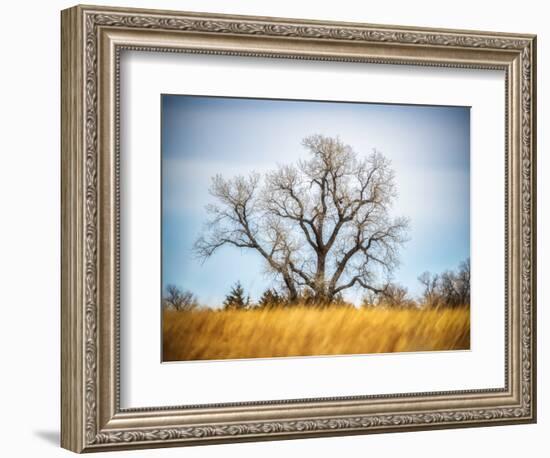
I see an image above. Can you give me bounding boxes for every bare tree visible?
[456,258,470,305]
[438,271,460,307]
[361,290,380,308]
[195,134,410,304]
[361,282,415,308]
[417,258,470,308]
[418,271,441,308]
[163,285,198,311]
[382,283,413,308]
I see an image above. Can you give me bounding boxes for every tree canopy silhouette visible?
[195,134,410,304]
[163,285,198,311]
[223,281,249,310]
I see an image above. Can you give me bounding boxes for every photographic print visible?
[161,95,471,362]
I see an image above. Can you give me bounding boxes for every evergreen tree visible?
[223,281,248,310]
[258,288,283,308]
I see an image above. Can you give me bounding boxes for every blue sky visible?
[162,95,470,306]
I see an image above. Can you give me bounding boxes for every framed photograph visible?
[61,4,537,453]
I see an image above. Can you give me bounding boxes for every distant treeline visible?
[163,258,470,311]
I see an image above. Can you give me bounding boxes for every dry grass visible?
[162,306,470,361]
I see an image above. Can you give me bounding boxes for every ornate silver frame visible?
[61,4,537,453]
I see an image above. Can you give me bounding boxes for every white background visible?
[121,53,505,407]
[0,0,546,457]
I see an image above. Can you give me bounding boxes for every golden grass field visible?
[162,306,470,361]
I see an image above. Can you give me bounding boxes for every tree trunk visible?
[314,252,329,304]
[282,273,298,303]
